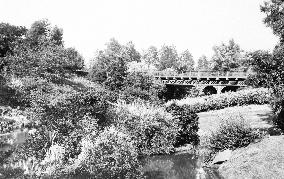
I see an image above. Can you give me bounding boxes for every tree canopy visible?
[158,45,178,70]
[261,0,284,43]
[197,55,209,71]
[211,39,247,72]
[175,50,194,72]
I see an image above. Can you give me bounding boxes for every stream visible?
[143,153,223,179]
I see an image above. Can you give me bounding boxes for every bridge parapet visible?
[153,70,248,79]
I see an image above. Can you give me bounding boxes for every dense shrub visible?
[248,48,284,131]
[205,115,263,162]
[12,77,116,162]
[120,71,166,103]
[70,126,142,179]
[166,103,199,147]
[169,88,270,113]
[111,101,179,155]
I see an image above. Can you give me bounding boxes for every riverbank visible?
[218,135,284,179]
[197,104,284,179]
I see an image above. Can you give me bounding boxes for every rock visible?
[212,149,232,165]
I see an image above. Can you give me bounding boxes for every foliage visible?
[248,46,284,130]
[157,45,178,70]
[166,103,199,147]
[211,39,249,72]
[111,101,179,155]
[50,26,64,46]
[121,41,141,62]
[71,127,142,179]
[0,23,27,58]
[170,88,271,113]
[246,50,273,87]
[26,19,64,47]
[205,115,263,162]
[127,61,157,73]
[261,0,284,42]
[63,47,84,71]
[142,46,159,67]
[197,55,209,71]
[175,50,194,72]
[5,41,70,77]
[13,77,116,161]
[88,39,131,91]
[120,71,166,103]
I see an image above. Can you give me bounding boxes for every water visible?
[143,153,223,179]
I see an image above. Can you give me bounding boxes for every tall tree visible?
[175,50,194,72]
[63,47,84,71]
[121,41,141,62]
[211,39,245,72]
[0,23,27,57]
[89,39,129,91]
[197,55,209,71]
[26,19,51,46]
[261,0,284,42]
[142,46,159,67]
[26,19,64,48]
[158,45,178,70]
[105,38,122,56]
[50,26,64,46]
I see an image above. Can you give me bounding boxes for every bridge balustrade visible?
[153,71,248,79]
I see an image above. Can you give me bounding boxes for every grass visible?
[198,104,284,179]
[197,104,275,138]
[218,135,284,179]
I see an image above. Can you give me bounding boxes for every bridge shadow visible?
[256,112,282,136]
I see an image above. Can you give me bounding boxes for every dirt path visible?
[197,104,274,137]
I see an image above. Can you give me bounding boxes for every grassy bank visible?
[219,135,284,179]
[197,104,274,138]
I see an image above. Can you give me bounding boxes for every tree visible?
[121,41,141,62]
[175,50,194,72]
[26,19,64,48]
[63,47,84,71]
[26,19,51,46]
[6,41,83,78]
[158,45,178,70]
[261,0,284,43]
[197,55,209,71]
[120,71,166,103]
[0,23,27,57]
[89,39,129,91]
[142,46,159,67]
[50,26,63,46]
[211,39,245,72]
[105,38,122,56]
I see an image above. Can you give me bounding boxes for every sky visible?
[0,0,279,65]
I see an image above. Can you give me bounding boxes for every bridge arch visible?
[221,86,239,93]
[202,86,217,95]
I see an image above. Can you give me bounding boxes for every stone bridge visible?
[153,71,249,94]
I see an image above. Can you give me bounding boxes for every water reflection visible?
[143,153,223,179]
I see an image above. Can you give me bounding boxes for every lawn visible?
[197,104,274,137]
[219,135,284,179]
[198,104,284,179]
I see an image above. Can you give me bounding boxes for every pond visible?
[143,153,223,179]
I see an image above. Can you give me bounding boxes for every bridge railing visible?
[153,70,249,78]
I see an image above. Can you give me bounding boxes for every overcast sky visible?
[0,0,279,64]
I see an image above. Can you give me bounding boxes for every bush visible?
[169,88,271,113]
[205,115,263,162]
[13,76,116,162]
[166,103,199,147]
[120,71,166,104]
[111,101,179,155]
[70,126,142,179]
